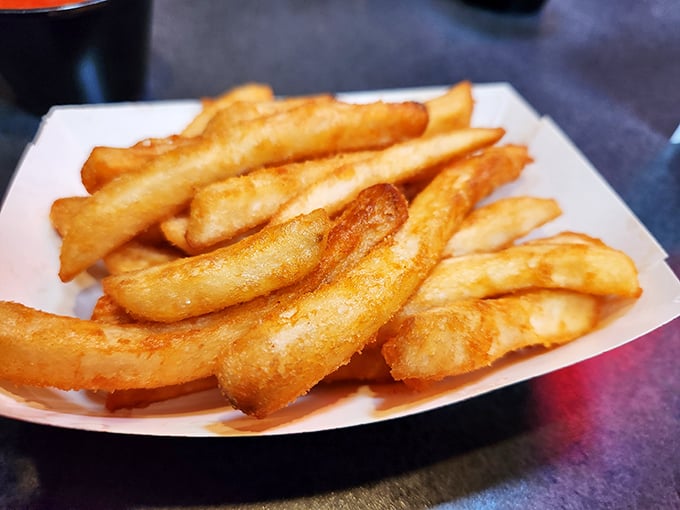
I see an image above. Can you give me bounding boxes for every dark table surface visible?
[1,0,679,508]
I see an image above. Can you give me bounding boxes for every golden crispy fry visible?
[391,241,640,331]
[423,80,474,136]
[200,95,334,137]
[524,231,607,247]
[382,290,600,384]
[181,83,274,137]
[105,377,218,411]
[443,196,561,257]
[82,87,279,193]
[102,240,183,275]
[81,136,199,194]
[186,151,373,249]
[0,184,409,391]
[271,128,505,224]
[51,195,167,249]
[158,213,198,255]
[216,143,524,418]
[90,295,135,324]
[0,302,207,390]
[103,209,331,322]
[59,99,428,281]
[49,196,88,237]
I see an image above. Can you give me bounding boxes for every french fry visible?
[180,82,274,137]
[443,196,561,257]
[524,231,607,247]
[81,85,278,193]
[387,240,640,336]
[423,80,474,136]
[59,99,428,281]
[382,290,601,384]
[200,95,335,138]
[216,142,524,418]
[271,128,505,224]
[81,136,199,194]
[103,209,331,322]
[158,213,197,255]
[49,196,88,236]
[51,196,167,252]
[90,295,135,324]
[0,184,408,391]
[102,240,183,275]
[186,151,373,249]
[53,196,177,275]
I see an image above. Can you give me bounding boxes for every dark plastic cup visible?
[0,0,152,115]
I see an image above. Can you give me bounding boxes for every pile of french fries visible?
[0,82,641,418]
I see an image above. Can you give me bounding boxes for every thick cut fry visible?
[159,213,198,255]
[394,241,640,324]
[216,144,524,418]
[382,290,600,384]
[0,185,408,391]
[186,151,373,249]
[270,128,505,224]
[81,136,199,194]
[102,240,183,275]
[201,95,334,138]
[49,196,88,236]
[82,87,280,193]
[443,196,561,257]
[90,295,135,324]
[0,302,210,390]
[423,81,474,136]
[51,196,168,250]
[103,209,331,322]
[524,231,607,247]
[59,99,428,281]
[105,377,218,411]
[181,83,274,137]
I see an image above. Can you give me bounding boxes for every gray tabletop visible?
[1,0,678,508]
